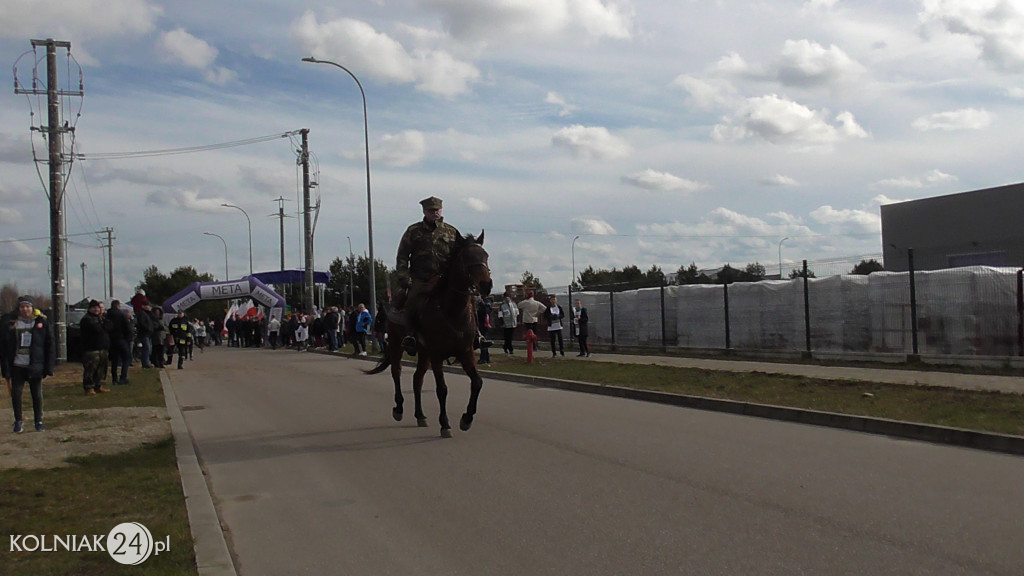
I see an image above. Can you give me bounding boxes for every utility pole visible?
[80,262,87,300]
[271,196,291,271]
[100,227,115,300]
[15,39,82,363]
[300,129,314,315]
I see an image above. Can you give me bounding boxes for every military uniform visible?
[395,196,460,354]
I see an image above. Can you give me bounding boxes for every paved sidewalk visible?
[582,354,1024,395]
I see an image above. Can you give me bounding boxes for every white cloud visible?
[0,207,21,224]
[873,169,958,189]
[552,125,630,160]
[145,189,230,213]
[712,94,867,150]
[809,205,880,233]
[294,12,479,97]
[671,75,736,111]
[760,174,800,187]
[0,0,159,44]
[920,0,1024,72]
[571,217,617,235]
[776,39,863,87]
[418,0,633,41]
[157,28,236,85]
[912,107,993,131]
[545,92,577,117]
[622,169,707,192]
[375,130,427,167]
[466,197,489,212]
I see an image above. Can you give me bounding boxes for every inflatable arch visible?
[161,276,287,316]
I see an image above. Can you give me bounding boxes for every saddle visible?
[389,275,442,327]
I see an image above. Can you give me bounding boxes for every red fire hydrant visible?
[524,329,539,364]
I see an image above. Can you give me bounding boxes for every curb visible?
[478,370,1024,457]
[161,371,238,576]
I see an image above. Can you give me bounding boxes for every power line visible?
[75,130,303,160]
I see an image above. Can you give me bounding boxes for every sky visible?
[2,0,1024,302]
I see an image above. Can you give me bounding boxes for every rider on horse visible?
[395,195,491,356]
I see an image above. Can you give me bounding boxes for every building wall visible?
[880,182,1024,272]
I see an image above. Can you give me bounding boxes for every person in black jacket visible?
[1,296,55,433]
[135,300,154,368]
[79,300,112,395]
[107,300,133,385]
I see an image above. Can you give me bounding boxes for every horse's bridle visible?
[451,245,491,296]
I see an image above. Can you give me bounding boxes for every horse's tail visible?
[363,353,391,375]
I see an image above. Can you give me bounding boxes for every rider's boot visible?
[402,332,418,356]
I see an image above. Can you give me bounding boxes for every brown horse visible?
[365,231,492,438]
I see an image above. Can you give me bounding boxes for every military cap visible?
[419,196,443,210]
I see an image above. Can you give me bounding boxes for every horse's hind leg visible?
[413,355,429,428]
[430,360,452,438]
[390,361,403,421]
[460,360,483,432]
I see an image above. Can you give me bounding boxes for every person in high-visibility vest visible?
[167,310,190,370]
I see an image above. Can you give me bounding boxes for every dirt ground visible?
[0,404,170,471]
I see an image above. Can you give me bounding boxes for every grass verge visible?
[0,365,197,576]
[479,355,1024,437]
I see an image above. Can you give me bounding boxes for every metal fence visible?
[558,264,1024,358]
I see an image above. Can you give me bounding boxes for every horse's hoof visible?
[417,418,428,428]
[392,408,403,422]
[440,428,452,439]
[459,414,473,431]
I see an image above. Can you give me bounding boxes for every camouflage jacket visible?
[395,217,460,284]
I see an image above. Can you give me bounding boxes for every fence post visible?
[803,259,811,355]
[1017,269,1023,357]
[723,282,731,351]
[609,290,616,350]
[660,280,667,352]
[907,248,919,358]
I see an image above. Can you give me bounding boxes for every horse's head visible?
[451,230,492,296]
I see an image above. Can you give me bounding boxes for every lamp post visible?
[346,235,354,309]
[221,203,252,276]
[778,236,789,279]
[204,232,229,280]
[571,235,581,289]
[302,56,377,338]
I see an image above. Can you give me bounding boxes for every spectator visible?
[518,292,546,352]
[267,315,281,350]
[544,295,566,357]
[168,311,190,370]
[1,296,55,433]
[499,294,519,355]
[107,300,133,385]
[79,300,112,396]
[150,307,166,368]
[573,299,590,357]
[354,303,372,356]
[135,300,154,368]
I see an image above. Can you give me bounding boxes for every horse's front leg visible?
[459,356,483,432]
[430,359,451,438]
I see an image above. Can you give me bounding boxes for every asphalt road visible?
[169,347,1024,576]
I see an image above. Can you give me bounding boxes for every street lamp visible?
[302,56,377,339]
[221,203,253,276]
[778,236,790,279]
[571,235,581,289]
[204,232,229,280]
[347,235,354,309]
